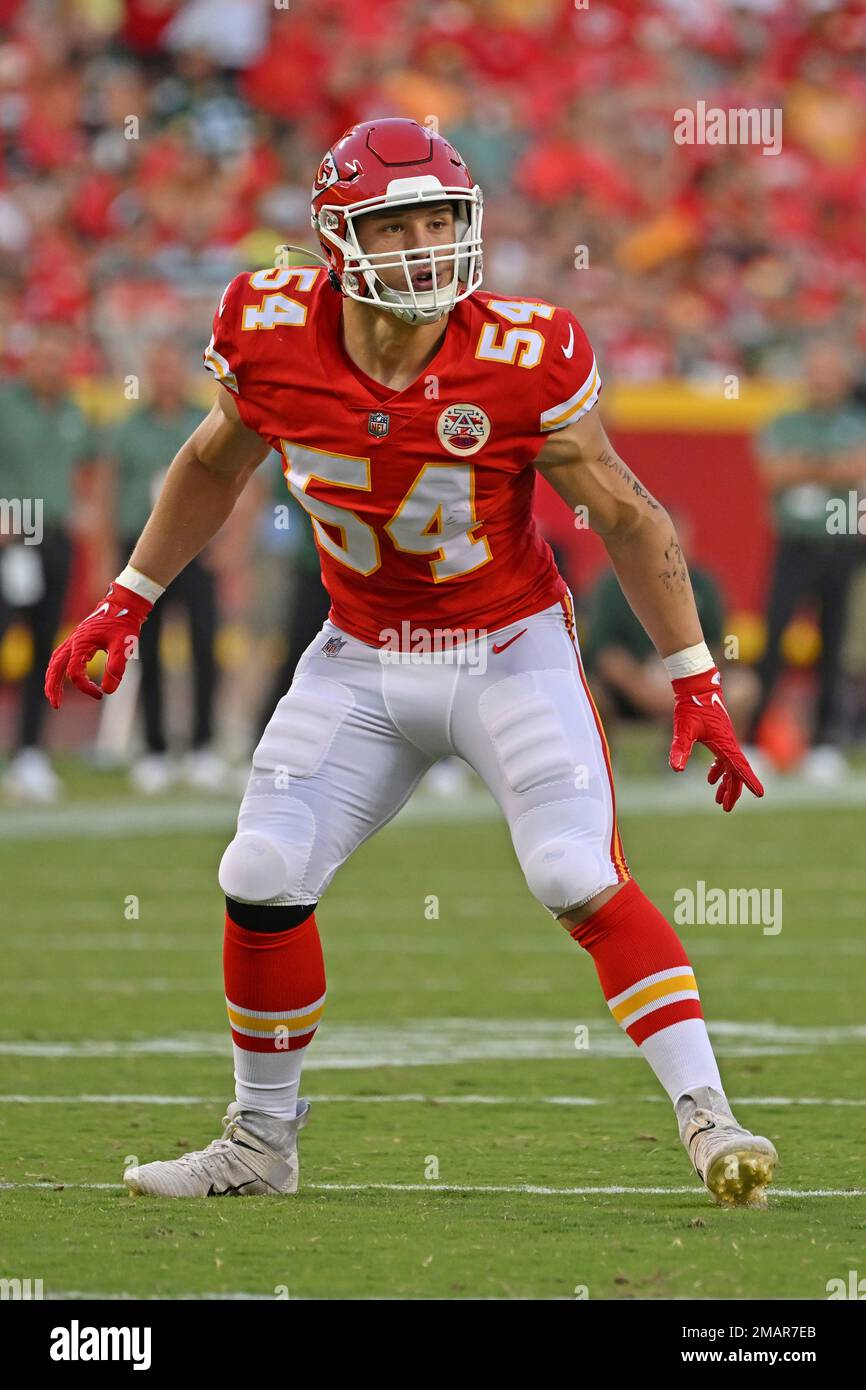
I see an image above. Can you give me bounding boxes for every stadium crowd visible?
[1,0,866,797]
[1,0,865,380]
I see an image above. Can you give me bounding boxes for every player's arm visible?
[45,386,269,706]
[535,408,763,810]
[536,407,702,657]
[129,386,270,587]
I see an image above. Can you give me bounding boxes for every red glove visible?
[44,581,153,708]
[669,666,764,812]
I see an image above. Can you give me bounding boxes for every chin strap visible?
[278,243,343,296]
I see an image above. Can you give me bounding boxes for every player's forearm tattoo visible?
[598,448,660,509]
[658,536,688,593]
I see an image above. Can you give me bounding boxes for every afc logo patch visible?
[368,411,390,438]
[437,403,491,456]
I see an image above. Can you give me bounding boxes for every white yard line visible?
[0,1180,863,1198]
[44,1291,285,1301]
[0,1092,864,1107]
[2,773,866,841]
[0,1018,863,1064]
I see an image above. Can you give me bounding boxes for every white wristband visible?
[663,641,714,681]
[114,565,165,604]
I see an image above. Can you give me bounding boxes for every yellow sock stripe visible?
[225,990,326,1020]
[609,972,697,1024]
[227,1002,325,1035]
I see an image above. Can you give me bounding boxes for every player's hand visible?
[668,666,764,812]
[44,581,153,708]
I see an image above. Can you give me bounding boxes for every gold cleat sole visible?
[704,1147,777,1208]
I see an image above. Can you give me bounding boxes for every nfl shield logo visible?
[368,411,390,438]
[321,636,346,657]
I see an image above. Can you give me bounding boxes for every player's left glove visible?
[669,666,764,812]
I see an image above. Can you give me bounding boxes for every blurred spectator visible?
[251,481,330,748]
[583,525,759,748]
[0,0,863,391]
[0,0,864,780]
[749,338,866,778]
[103,341,229,792]
[0,323,98,801]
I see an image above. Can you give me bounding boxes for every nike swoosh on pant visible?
[492,628,527,654]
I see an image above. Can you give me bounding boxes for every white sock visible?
[638,1017,724,1106]
[232,1045,306,1120]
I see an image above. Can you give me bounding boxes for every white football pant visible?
[219,598,628,917]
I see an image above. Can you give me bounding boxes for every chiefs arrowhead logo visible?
[313,152,339,192]
[313,154,362,196]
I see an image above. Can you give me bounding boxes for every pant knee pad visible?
[219,831,295,904]
[522,835,611,917]
[514,799,615,916]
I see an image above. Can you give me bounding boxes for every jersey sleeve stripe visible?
[203,337,239,394]
[540,359,601,431]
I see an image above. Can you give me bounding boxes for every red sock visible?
[566,878,703,1044]
[223,906,326,1120]
[223,909,326,1052]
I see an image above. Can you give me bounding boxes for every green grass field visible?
[1,765,865,1300]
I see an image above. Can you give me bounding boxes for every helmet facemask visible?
[315,176,483,325]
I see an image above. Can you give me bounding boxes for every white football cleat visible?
[129,753,176,796]
[124,1101,310,1197]
[423,757,472,799]
[2,747,62,804]
[800,744,848,785]
[181,748,233,792]
[677,1086,777,1207]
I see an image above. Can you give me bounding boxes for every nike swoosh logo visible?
[562,325,575,359]
[87,602,110,620]
[207,1176,259,1196]
[492,628,527,654]
[692,691,730,717]
[688,1121,716,1152]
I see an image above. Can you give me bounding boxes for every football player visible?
[45,119,776,1205]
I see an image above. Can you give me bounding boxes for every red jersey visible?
[204,267,601,647]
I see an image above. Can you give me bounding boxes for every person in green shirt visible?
[749,339,866,773]
[250,470,330,746]
[583,528,758,747]
[0,323,98,803]
[104,342,229,794]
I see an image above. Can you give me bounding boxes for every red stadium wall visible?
[535,428,775,614]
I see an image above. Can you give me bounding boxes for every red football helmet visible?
[311,118,483,325]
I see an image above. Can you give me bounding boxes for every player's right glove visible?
[44,580,153,707]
